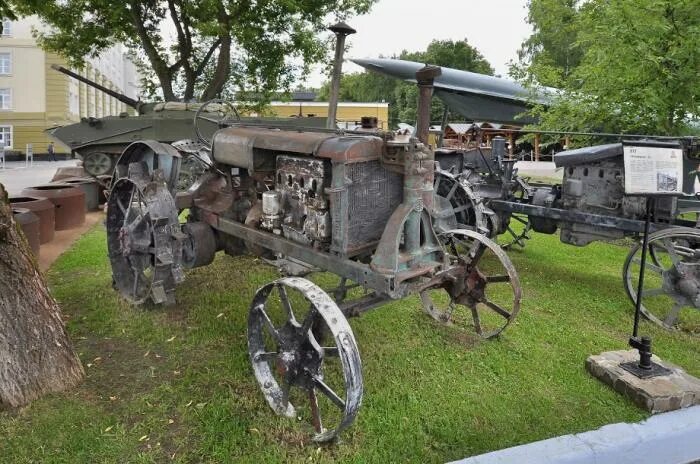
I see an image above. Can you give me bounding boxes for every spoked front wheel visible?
[421,229,522,339]
[247,277,363,442]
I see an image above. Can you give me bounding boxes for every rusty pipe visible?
[415,65,442,145]
[326,21,356,129]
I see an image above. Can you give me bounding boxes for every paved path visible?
[0,160,79,196]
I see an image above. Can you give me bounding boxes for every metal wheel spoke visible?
[512,215,529,225]
[122,187,137,228]
[300,307,318,335]
[446,181,459,200]
[664,301,683,327]
[322,347,339,357]
[277,284,296,323]
[132,268,140,299]
[127,213,149,233]
[312,376,346,410]
[661,239,684,265]
[470,305,483,335]
[631,257,664,274]
[308,388,324,434]
[641,287,665,297]
[453,204,470,214]
[116,197,127,214]
[280,379,291,409]
[252,351,278,362]
[257,305,282,343]
[482,299,512,319]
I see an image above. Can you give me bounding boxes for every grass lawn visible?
[1,223,699,463]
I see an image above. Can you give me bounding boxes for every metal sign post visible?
[620,195,671,378]
[25,143,33,167]
[619,141,684,378]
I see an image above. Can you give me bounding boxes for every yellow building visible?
[0,17,139,156]
[267,101,389,130]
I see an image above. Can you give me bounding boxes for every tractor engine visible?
[260,155,332,246]
[206,126,404,257]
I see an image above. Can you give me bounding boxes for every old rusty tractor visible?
[106,66,522,441]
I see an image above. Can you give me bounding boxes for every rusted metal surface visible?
[21,184,85,231]
[12,207,41,254]
[8,196,55,243]
[420,229,521,339]
[415,65,442,145]
[247,277,362,442]
[212,126,385,168]
[55,178,101,211]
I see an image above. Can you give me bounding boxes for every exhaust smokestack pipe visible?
[415,65,442,145]
[326,21,356,129]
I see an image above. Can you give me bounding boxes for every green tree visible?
[320,39,493,128]
[514,0,584,87]
[15,0,375,102]
[518,0,700,137]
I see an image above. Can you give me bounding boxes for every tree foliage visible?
[319,39,493,128]
[15,0,375,102]
[514,0,583,88]
[516,0,700,136]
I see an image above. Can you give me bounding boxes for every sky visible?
[304,0,533,87]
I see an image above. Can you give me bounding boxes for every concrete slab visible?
[586,350,700,413]
[449,405,700,464]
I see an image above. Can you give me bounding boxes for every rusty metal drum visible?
[21,184,85,230]
[12,207,41,255]
[54,177,100,211]
[8,196,55,243]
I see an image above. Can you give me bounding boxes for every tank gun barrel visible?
[50,64,140,111]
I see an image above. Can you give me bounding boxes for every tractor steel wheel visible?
[248,277,363,442]
[106,163,184,305]
[623,227,700,334]
[421,229,522,339]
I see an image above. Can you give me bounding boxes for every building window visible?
[0,88,11,109]
[1,20,10,37]
[0,53,10,74]
[0,125,12,148]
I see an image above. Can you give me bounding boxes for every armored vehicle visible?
[47,65,326,177]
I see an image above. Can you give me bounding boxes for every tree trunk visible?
[0,183,84,409]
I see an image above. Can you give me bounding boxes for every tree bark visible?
[200,5,232,101]
[0,183,84,409]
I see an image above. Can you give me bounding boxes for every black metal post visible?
[621,196,671,378]
[632,197,653,339]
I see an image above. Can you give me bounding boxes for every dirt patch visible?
[76,336,172,404]
[38,211,103,271]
